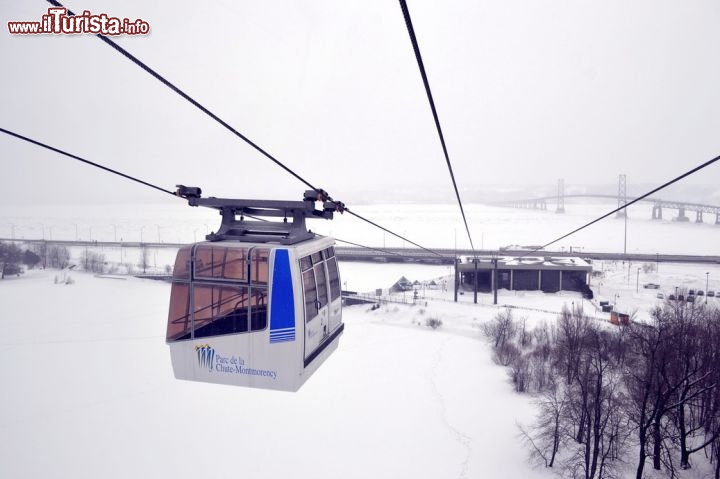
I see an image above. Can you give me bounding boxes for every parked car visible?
[678,294,685,302]
[687,295,696,303]
[643,283,660,289]
[708,291,716,297]
[697,290,704,296]
[688,289,695,295]
[656,292,665,299]
[668,294,676,301]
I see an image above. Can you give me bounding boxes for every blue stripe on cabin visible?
[269,249,295,342]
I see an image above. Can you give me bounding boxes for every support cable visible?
[46,0,319,194]
[346,210,442,257]
[0,127,176,197]
[334,238,405,258]
[1,127,443,256]
[397,0,475,252]
[44,0,443,258]
[520,154,720,258]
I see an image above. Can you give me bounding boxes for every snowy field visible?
[1,270,555,479]
[2,202,720,478]
[2,265,719,478]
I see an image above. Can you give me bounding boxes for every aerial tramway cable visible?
[0,127,426,261]
[27,1,719,259]
[0,127,176,198]
[397,0,476,253]
[44,0,443,258]
[519,154,720,258]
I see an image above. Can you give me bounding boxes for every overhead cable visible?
[45,0,319,194]
[0,127,176,197]
[45,0,443,258]
[521,153,720,257]
[397,0,475,252]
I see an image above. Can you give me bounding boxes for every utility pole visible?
[454,229,458,303]
[453,258,459,303]
[493,257,498,305]
[473,258,478,304]
[624,212,627,256]
[617,174,628,254]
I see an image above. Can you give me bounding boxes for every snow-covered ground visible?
[1,269,554,479]
[2,259,719,478]
[2,202,720,478]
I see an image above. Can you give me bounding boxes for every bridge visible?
[4,238,719,266]
[493,176,720,224]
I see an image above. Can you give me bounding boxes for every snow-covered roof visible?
[457,255,591,271]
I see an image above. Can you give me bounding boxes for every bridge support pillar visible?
[674,207,689,222]
[696,211,703,223]
[556,178,565,214]
[616,174,627,218]
[559,270,563,292]
[652,206,663,220]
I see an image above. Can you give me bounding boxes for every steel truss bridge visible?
[493,176,720,224]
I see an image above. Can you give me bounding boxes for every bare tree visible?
[510,353,531,392]
[81,249,106,273]
[624,306,678,479]
[48,245,70,269]
[554,305,590,385]
[483,307,517,350]
[0,242,23,278]
[139,246,150,274]
[520,384,567,468]
[565,327,626,479]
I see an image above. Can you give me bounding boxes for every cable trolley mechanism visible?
[166,187,345,392]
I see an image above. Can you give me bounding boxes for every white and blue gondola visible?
[166,187,345,392]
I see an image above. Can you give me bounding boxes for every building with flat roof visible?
[458,256,592,293]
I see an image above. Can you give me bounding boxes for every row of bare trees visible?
[484,301,720,478]
[2,242,166,276]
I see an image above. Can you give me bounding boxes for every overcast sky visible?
[2,0,720,206]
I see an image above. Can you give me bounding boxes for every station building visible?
[457,256,592,293]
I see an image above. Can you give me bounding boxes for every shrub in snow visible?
[482,307,517,350]
[509,354,530,393]
[425,317,442,329]
[494,341,520,367]
[54,272,74,285]
[518,315,532,349]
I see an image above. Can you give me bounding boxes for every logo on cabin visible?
[195,344,215,372]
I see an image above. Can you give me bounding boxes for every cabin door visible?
[302,256,330,359]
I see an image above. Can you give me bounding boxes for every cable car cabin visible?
[166,187,345,392]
